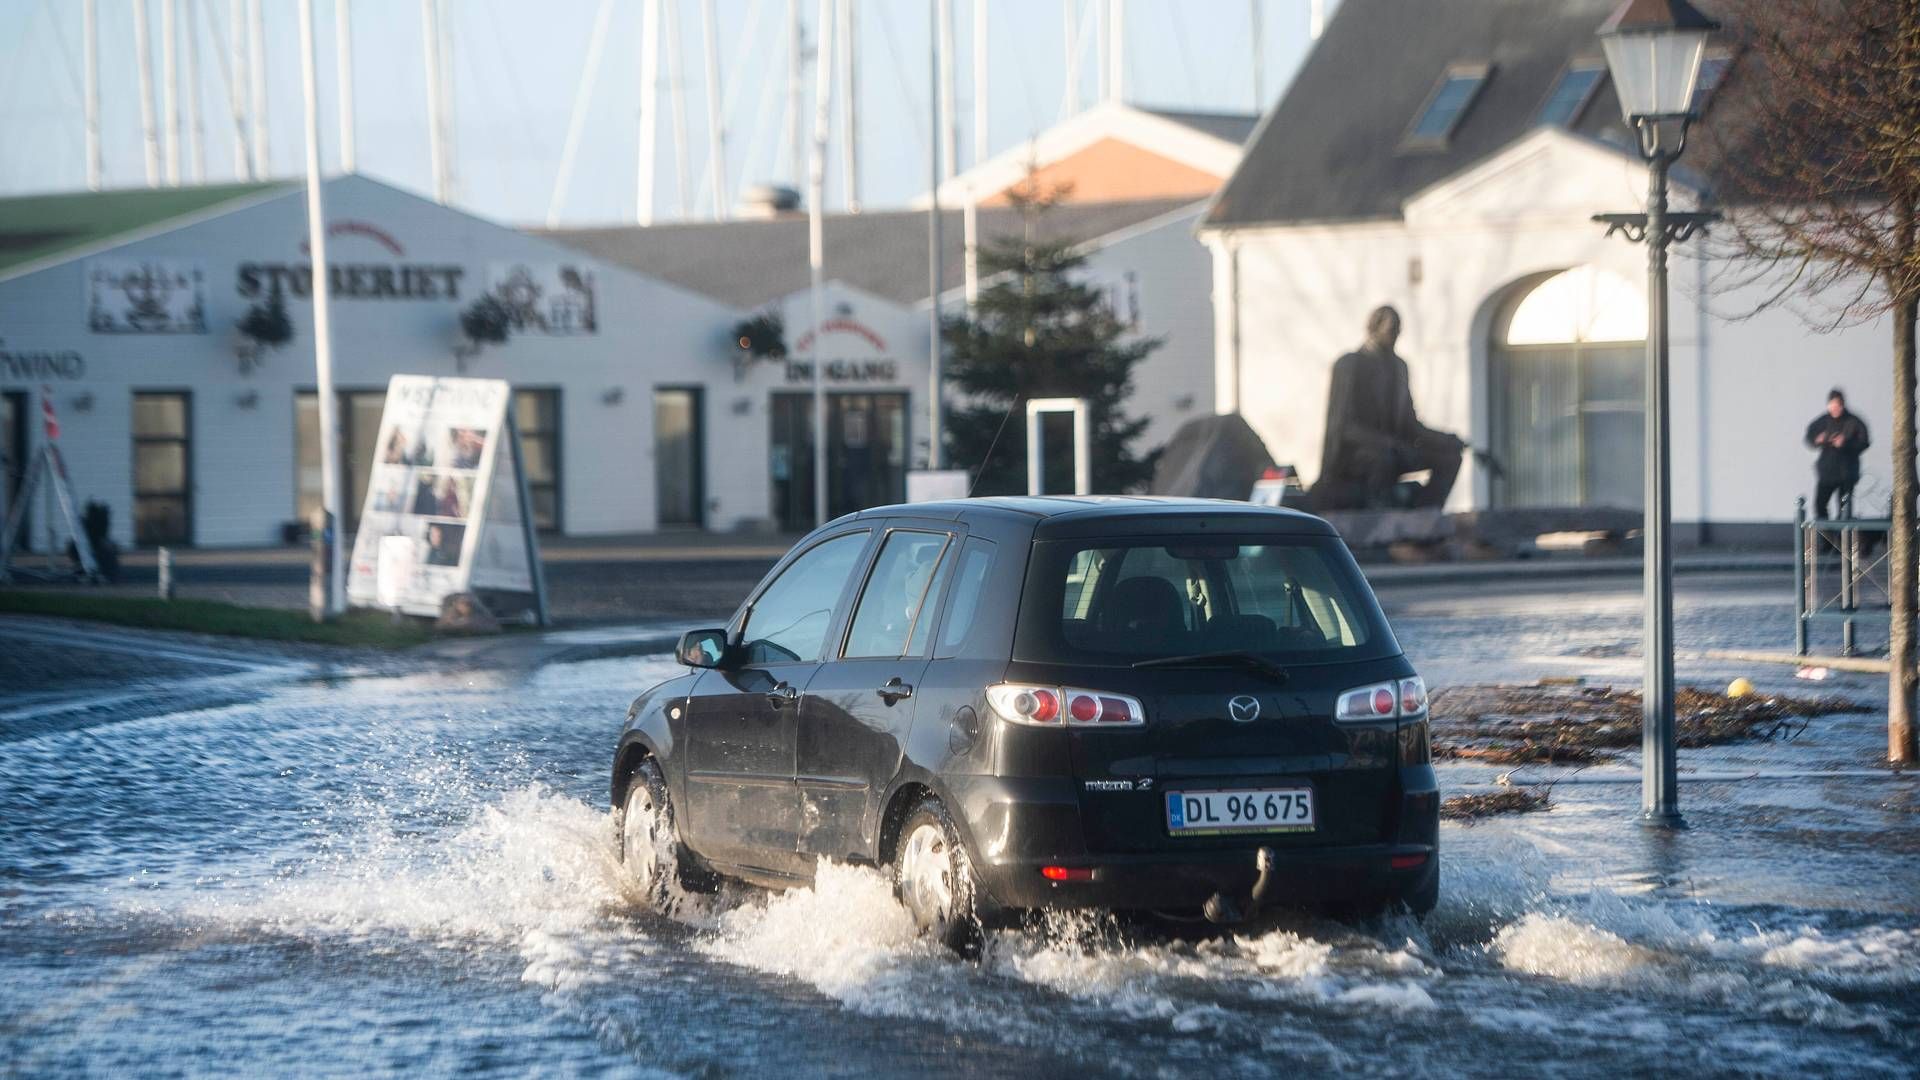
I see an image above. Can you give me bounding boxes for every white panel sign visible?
[346,376,534,616]
[87,259,207,334]
[486,262,598,335]
[906,469,970,503]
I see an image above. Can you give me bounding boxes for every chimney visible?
[736,183,804,219]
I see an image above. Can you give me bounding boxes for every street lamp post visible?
[1594,0,1719,829]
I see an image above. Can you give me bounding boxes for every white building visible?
[1201,0,1891,539]
[0,104,1256,552]
[544,104,1258,474]
[0,175,929,548]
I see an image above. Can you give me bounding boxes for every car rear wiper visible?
[1130,651,1290,685]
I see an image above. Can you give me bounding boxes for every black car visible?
[610,497,1438,952]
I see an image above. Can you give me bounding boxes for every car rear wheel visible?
[618,759,710,908]
[892,797,984,958]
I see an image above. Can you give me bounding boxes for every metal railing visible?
[1794,495,1892,656]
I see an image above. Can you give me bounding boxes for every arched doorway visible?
[1489,266,1647,508]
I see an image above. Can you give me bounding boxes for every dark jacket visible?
[1320,346,1447,482]
[1805,411,1869,483]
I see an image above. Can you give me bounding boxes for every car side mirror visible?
[676,628,729,669]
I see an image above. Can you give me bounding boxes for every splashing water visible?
[7,645,1916,1077]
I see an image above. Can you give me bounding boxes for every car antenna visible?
[966,394,1022,498]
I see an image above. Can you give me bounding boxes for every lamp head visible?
[1598,0,1719,122]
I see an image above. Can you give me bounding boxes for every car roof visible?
[841,495,1338,537]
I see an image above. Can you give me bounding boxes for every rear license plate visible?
[1166,788,1315,835]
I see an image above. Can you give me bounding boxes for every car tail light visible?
[987,684,1144,727]
[1336,681,1399,721]
[1390,853,1428,871]
[987,685,1062,725]
[1336,677,1430,723]
[1041,865,1095,882]
[1399,675,1428,717]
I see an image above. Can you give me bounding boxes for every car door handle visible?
[877,677,914,704]
[767,683,800,708]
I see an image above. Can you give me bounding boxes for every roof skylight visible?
[1537,61,1607,127]
[1405,64,1491,147]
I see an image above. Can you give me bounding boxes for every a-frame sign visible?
[344,375,548,624]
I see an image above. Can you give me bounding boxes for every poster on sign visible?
[345,375,541,617]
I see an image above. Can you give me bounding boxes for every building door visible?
[1490,267,1647,509]
[653,387,704,528]
[512,388,562,532]
[1,391,27,550]
[132,391,192,545]
[770,392,909,532]
[829,392,908,517]
[296,389,388,534]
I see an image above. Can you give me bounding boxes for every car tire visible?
[891,796,985,958]
[1346,864,1438,923]
[618,759,713,908]
[1407,862,1439,919]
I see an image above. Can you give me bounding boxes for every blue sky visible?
[0,0,1322,224]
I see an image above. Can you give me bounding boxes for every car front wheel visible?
[892,797,985,958]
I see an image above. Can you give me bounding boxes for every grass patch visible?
[0,589,435,649]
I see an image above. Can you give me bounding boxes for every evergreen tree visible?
[941,186,1161,495]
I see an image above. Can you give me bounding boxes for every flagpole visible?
[298,0,345,617]
[808,0,835,526]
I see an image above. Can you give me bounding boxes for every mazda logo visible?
[1227,695,1261,722]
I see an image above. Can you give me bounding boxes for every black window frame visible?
[1402,62,1493,150]
[652,384,706,529]
[839,527,955,660]
[130,389,193,547]
[1012,534,1401,668]
[2,390,28,549]
[931,536,999,659]
[732,528,875,666]
[512,387,563,534]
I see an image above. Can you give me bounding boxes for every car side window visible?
[935,538,997,657]
[844,530,951,658]
[739,532,869,664]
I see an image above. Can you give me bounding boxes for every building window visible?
[1692,52,1733,114]
[1405,64,1491,147]
[514,388,561,532]
[1489,267,1647,511]
[294,389,392,535]
[653,387,705,528]
[132,391,191,545]
[1537,61,1606,127]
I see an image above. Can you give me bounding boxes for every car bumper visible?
[948,769,1440,914]
[973,842,1437,912]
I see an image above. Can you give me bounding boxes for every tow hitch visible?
[1202,847,1277,925]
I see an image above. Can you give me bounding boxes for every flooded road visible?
[3,573,1917,1077]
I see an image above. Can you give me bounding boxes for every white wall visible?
[0,176,767,546]
[1077,205,1218,455]
[1205,130,1893,526]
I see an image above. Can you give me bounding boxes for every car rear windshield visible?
[1013,536,1399,666]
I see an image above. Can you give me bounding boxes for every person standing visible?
[1805,388,1870,518]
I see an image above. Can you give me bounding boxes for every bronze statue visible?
[1311,306,1466,511]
